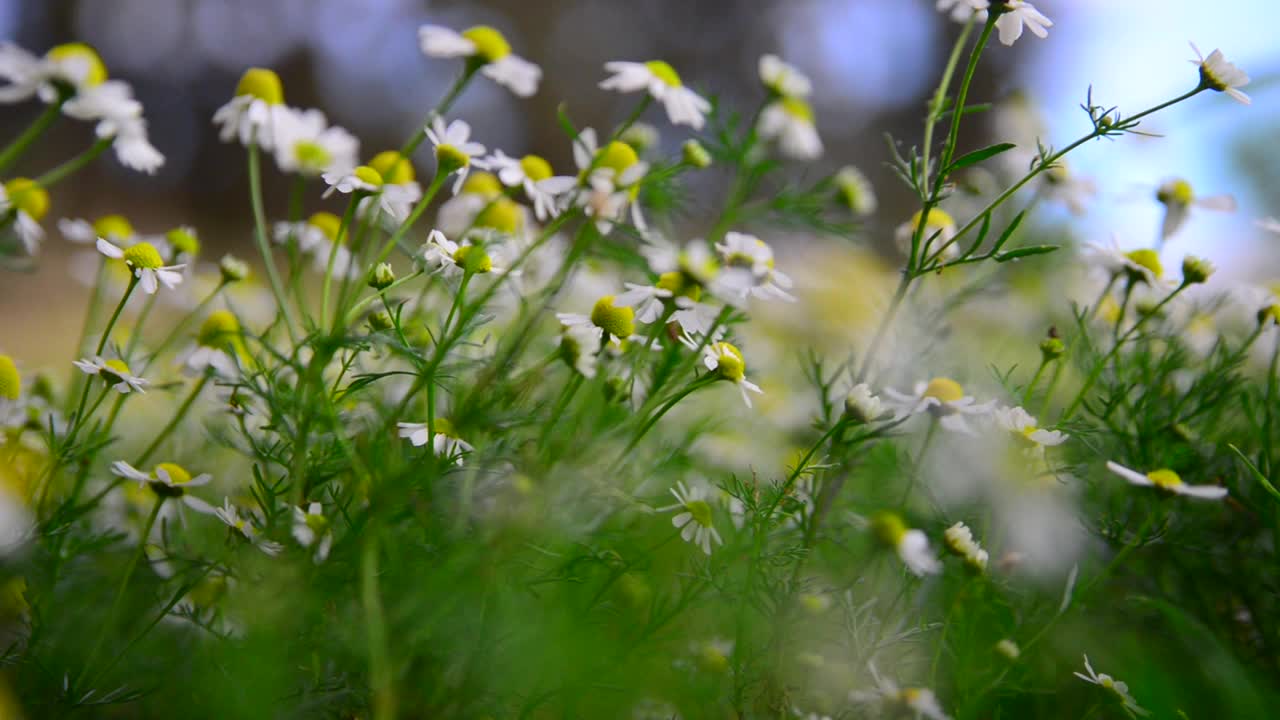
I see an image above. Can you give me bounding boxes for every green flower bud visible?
[219,254,250,283]
[369,262,396,290]
[367,311,394,332]
[682,139,712,169]
[1181,255,1214,285]
[1039,337,1065,361]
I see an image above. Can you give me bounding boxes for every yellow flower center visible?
[685,499,714,528]
[656,271,701,301]
[101,359,134,383]
[474,197,522,234]
[308,212,345,244]
[711,342,746,383]
[197,310,241,349]
[699,643,729,673]
[305,512,329,534]
[92,214,134,241]
[910,208,956,232]
[1156,179,1194,206]
[519,154,553,182]
[461,171,502,197]
[155,462,192,485]
[122,241,164,270]
[870,511,907,547]
[1198,63,1230,92]
[597,140,639,177]
[1124,249,1163,280]
[591,295,636,339]
[461,26,512,63]
[779,96,814,123]
[166,227,200,257]
[1146,468,1183,490]
[4,178,49,221]
[644,60,682,87]
[431,417,459,439]
[923,377,964,404]
[452,244,493,274]
[435,144,470,175]
[45,42,107,87]
[235,67,284,105]
[369,150,416,185]
[294,141,333,172]
[353,165,385,188]
[0,355,20,401]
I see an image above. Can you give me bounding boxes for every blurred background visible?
[1,0,1278,363]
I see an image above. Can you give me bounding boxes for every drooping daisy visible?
[883,377,995,435]
[994,406,1068,451]
[214,499,283,556]
[98,114,164,174]
[599,61,710,130]
[178,310,244,378]
[426,117,488,195]
[0,178,49,254]
[870,511,942,577]
[896,208,958,260]
[851,662,950,720]
[843,382,886,424]
[1105,461,1228,500]
[558,321,603,379]
[397,418,474,465]
[712,231,795,305]
[72,356,149,394]
[1074,655,1151,718]
[417,24,541,97]
[486,150,576,221]
[273,107,359,177]
[942,521,989,573]
[1154,177,1236,241]
[96,238,185,294]
[703,341,764,408]
[1190,43,1250,105]
[0,41,107,105]
[834,165,877,217]
[322,164,384,198]
[59,213,136,246]
[111,460,216,515]
[558,295,637,343]
[758,54,812,98]
[992,1,1052,46]
[659,481,724,555]
[213,67,288,150]
[758,97,822,160]
[292,502,334,564]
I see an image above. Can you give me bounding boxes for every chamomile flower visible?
[99,114,164,174]
[1105,460,1228,500]
[361,150,425,227]
[703,341,764,408]
[274,211,343,259]
[571,128,650,233]
[178,310,243,378]
[599,61,710,130]
[937,0,989,23]
[214,499,283,556]
[110,460,215,515]
[851,662,950,720]
[0,178,49,254]
[486,150,576,221]
[896,208,958,260]
[835,165,877,217]
[96,238,185,294]
[417,25,541,97]
[559,321,603,379]
[420,229,498,278]
[993,1,1053,46]
[397,418,474,465]
[1074,655,1151,718]
[995,406,1068,450]
[870,511,942,576]
[659,481,723,555]
[59,213,136,246]
[1155,177,1236,241]
[1083,236,1168,287]
[558,295,637,341]
[426,117,487,195]
[713,232,795,305]
[213,67,288,150]
[758,54,812,98]
[0,41,108,104]
[884,377,995,435]
[943,521,989,573]
[613,282,674,324]
[273,107,359,177]
[758,97,822,160]
[1190,43,1250,105]
[72,356,149,394]
[843,382,885,424]
[322,164,383,198]
[292,502,333,564]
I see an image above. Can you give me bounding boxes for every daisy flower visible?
[896,208,958,260]
[72,356,149,394]
[1074,655,1151,718]
[0,178,49,255]
[571,128,650,233]
[851,662,950,720]
[713,231,795,305]
[870,511,942,577]
[292,502,334,564]
[213,67,288,150]
[486,150,576,221]
[214,499,284,556]
[558,295,637,342]
[993,1,1052,46]
[179,310,243,378]
[835,165,877,217]
[273,107,359,177]
[361,150,425,227]
[100,115,164,174]
[843,382,886,424]
[1155,177,1235,241]
[96,238,185,294]
[942,521,989,573]
[599,60,710,130]
[558,321,603,379]
[426,117,487,195]
[758,97,822,160]
[1105,461,1228,500]
[1083,236,1168,287]
[420,229,498,278]
[417,25,541,97]
[758,54,812,98]
[397,417,474,465]
[703,341,764,408]
[1190,43,1250,105]
[59,213,136,246]
[994,406,1068,450]
[937,0,989,23]
[322,164,384,198]
[0,41,107,105]
[613,282,675,324]
[659,481,724,555]
[883,377,995,435]
[111,460,215,515]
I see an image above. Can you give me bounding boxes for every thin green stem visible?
[96,277,139,356]
[0,95,66,172]
[369,171,447,270]
[320,195,361,330]
[1022,358,1050,407]
[396,66,479,161]
[921,18,976,185]
[140,281,228,375]
[35,136,112,189]
[362,533,396,720]
[134,375,210,467]
[247,142,298,342]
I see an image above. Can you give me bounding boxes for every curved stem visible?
[36,136,112,189]
[0,95,66,173]
[247,141,298,342]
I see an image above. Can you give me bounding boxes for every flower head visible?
[995,406,1067,450]
[213,67,288,149]
[600,61,710,130]
[870,511,942,576]
[851,662,950,720]
[1105,460,1227,500]
[835,166,877,217]
[427,117,487,194]
[73,356,148,394]
[486,150,576,221]
[712,232,795,305]
[110,460,215,514]
[292,502,334,564]
[1154,177,1236,241]
[418,25,541,97]
[703,341,764,408]
[398,418,474,465]
[0,178,48,254]
[758,96,822,160]
[1190,43,1249,105]
[1074,655,1151,718]
[758,54,812,98]
[993,1,1052,46]
[884,377,995,435]
[659,481,723,555]
[273,107,359,177]
[96,238,185,294]
[214,499,283,556]
[943,522,989,573]
[844,383,885,424]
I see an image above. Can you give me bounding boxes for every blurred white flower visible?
[273,107,359,177]
[1074,655,1150,718]
[292,502,334,564]
[758,54,812,98]
[1105,460,1228,500]
[111,460,215,515]
[851,662,950,719]
[600,61,710,130]
[1190,43,1250,105]
[486,150,576,221]
[417,25,541,97]
[758,97,823,160]
[214,499,284,556]
[398,418,474,465]
[1155,177,1235,241]
[659,481,724,555]
[73,356,149,394]
[427,117,488,195]
[712,231,795,305]
[213,67,288,150]
[884,378,995,435]
[994,2,1052,46]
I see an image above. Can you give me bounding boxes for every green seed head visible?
[1039,337,1065,361]
[1146,468,1183,491]
[197,310,240,349]
[92,214,134,241]
[656,271,700,301]
[353,165,384,188]
[1156,178,1194,206]
[155,461,192,485]
[45,42,107,87]
[684,499,714,528]
[0,355,20,401]
[779,96,814,123]
[435,144,470,176]
[590,295,636,339]
[101,359,134,385]
[1258,304,1280,327]
[3,178,49,221]
[369,150,416,185]
[121,242,163,270]
[923,377,964,404]
[367,311,394,332]
[461,25,512,63]
[644,60,682,87]
[234,67,284,105]
[1124,249,1163,283]
[304,512,329,534]
[293,141,332,171]
[431,417,458,438]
